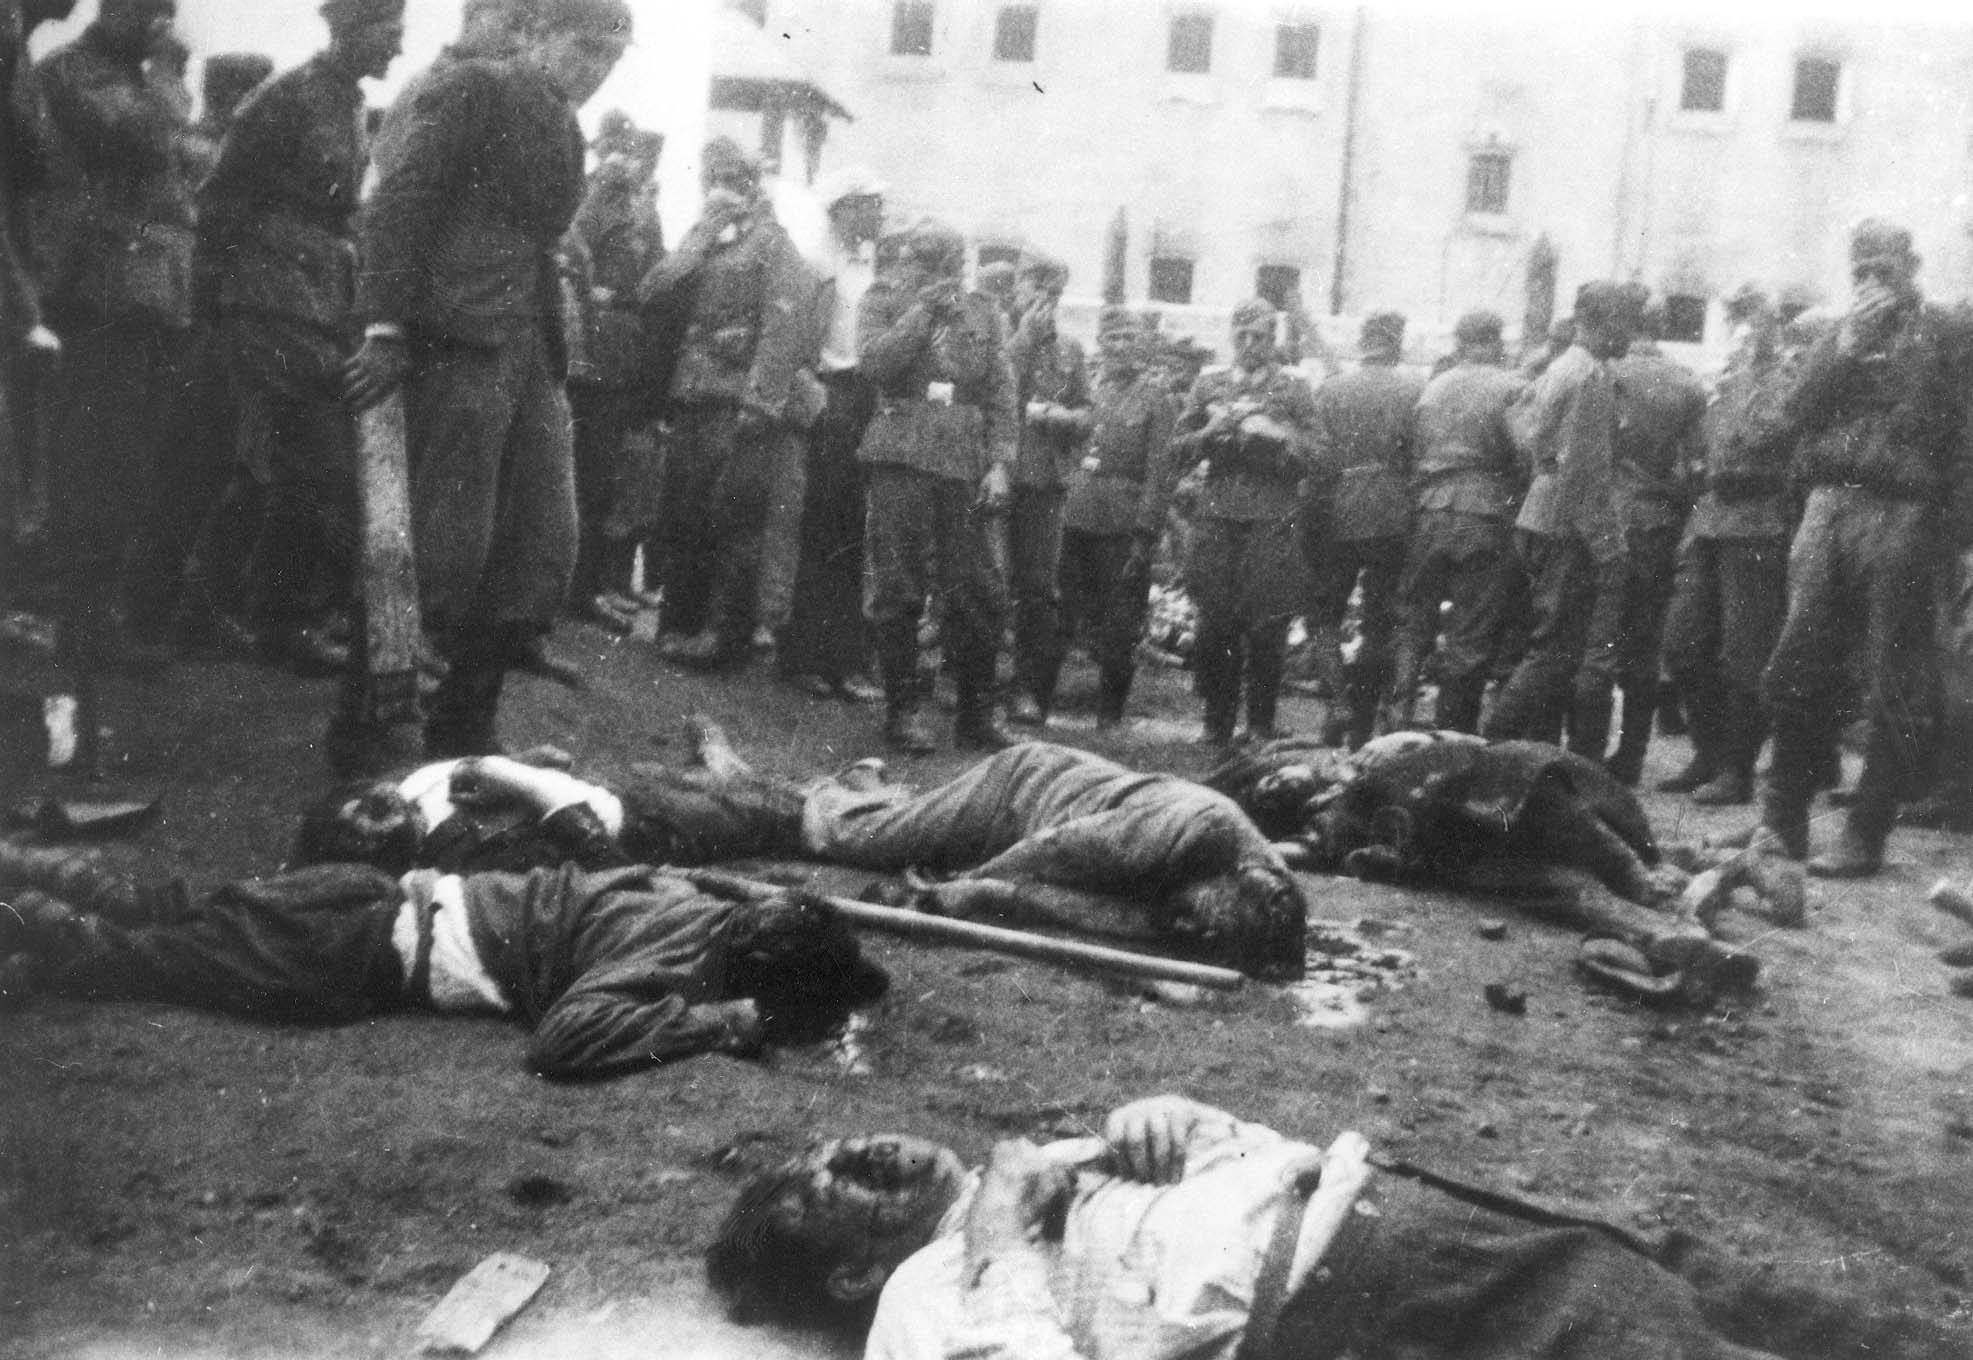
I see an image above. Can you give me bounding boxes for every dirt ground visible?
[4,622,1973,1360]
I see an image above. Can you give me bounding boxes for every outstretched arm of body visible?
[527,971,762,1079]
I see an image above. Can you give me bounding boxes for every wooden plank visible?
[415,1253,550,1355]
[356,394,424,727]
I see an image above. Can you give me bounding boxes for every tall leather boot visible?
[424,660,507,758]
[1567,675,1614,765]
[1342,643,1387,750]
[1380,635,1424,735]
[1433,674,1484,734]
[1811,724,1901,878]
[1658,670,1723,792]
[1196,627,1242,745]
[954,674,1015,751]
[874,618,936,754]
[1605,674,1658,787]
[1751,716,1816,861]
[1094,667,1132,729]
[1246,623,1289,741]
[1303,624,1348,746]
[1690,687,1760,806]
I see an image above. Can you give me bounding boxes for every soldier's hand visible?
[917,279,962,318]
[343,335,410,410]
[977,463,1011,513]
[1838,279,1900,356]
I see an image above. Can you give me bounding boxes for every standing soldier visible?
[1483,283,1627,744]
[1004,253,1093,727]
[196,0,407,769]
[1302,310,1426,748]
[1174,300,1318,746]
[1577,297,1706,784]
[33,0,193,674]
[1383,310,1528,734]
[344,0,631,759]
[1660,292,1796,807]
[639,137,808,671]
[1741,221,1970,877]
[856,219,1018,754]
[1057,309,1176,728]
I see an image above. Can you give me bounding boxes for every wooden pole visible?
[686,868,1246,991]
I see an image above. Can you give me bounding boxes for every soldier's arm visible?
[354,66,481,334]
[193,81,300,285]
[856,281,934,383]
[739,223,812,424]
[1170,373,1219,461]
[1274,375,1322,479]
[1050,338,1097,437]
[1133,388,1181,538]
[38,48,175,172]
[981,327,1020,475]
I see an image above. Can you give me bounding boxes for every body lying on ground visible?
[293,726,1309,981]
[705,1091,1870,1360]
[1210,730,1796,1003]
[0,844,887,1079]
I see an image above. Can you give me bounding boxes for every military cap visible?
[1573,280,1626,330]
[319,0,404,28]
[201,51,273,107]
[977,260,1016,295]
[1229,298,1276,333]
[1098,305,1147,340]
[1018,251,1069,287]
[522,0,632,42]
[903,219,966,274]
[815,165,887,208]
[1360,310,1406,351]
[1723,282,1767,323]
[701,136,762,189]
[1453,309,1503,347]
[1850,217,1914,264]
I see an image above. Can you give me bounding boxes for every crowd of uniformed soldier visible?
[4,0,1967,883]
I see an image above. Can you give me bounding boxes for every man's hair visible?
[722,893,890,1045]
[1573,280,1626,333]
[1019,252,1069,289]
[705,1168,879,1328]
[292,779,421,874]
[1162,865,1307,982]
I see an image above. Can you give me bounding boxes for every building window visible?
[1274,22,1318,79]
[1465,151,1512,215]
[1255,265,1301,310]
[993,5,1038,62]
[891,1,934,56]
[1663,293,1707,344]
[1167,12,1213,74]
[1149,256,1195,304]
[1791,57,1840,122]
[1679,47,1727,112]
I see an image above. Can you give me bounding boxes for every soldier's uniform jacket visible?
[33,20,195,328]
[855,278,1018,483]
[1756,302,1972,506]
[1308,361,1427,541]
[1610,350,1706,533]
[1409,360,1529,521]
[356,57,585,364]
[197,54,368,354]
[570,176,664,390]
[1064,372,1177,538]
[1512,343,1621,562]
[1687,340,1801,541]
[1007,323,1093,489]
[639,205,806,418]
[1173,362,1319,522]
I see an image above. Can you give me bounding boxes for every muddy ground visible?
[3,620,1972,1359]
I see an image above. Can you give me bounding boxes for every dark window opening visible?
[1465,152,1512,215]
[1663,294,1707,344]
[1680,47,1727,113]
[993,5,1038,62]
[1791,57,1840,122]
[1167,13,1213,74]
[1274,22,1318,80]
[1149,256,1195,304]
[891,1,934,56]
[1255,265,1301,311]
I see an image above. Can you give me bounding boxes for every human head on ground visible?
[1359,310,1404,365]
[1161,863,1307,982]
[706,1133,971,1326]
[517,0,630,107]
[322,0,406,82]
[292,779,424,874]
[1229,298,1277,370]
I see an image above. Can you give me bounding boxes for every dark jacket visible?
[1173,363,1318,523]
[638,204,806,418]
[1308,361,1427,541]
[33,21,195,327]
[856,278,1018,482]
[355,57,584,362]
[1760,302,1971,503]
[570,174,664,390]
[196,53,366,346]
[1610,351,1706,531]
[1408,360,1528,521]
[1007,324,1093,490]
[1064,372,1177,538]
